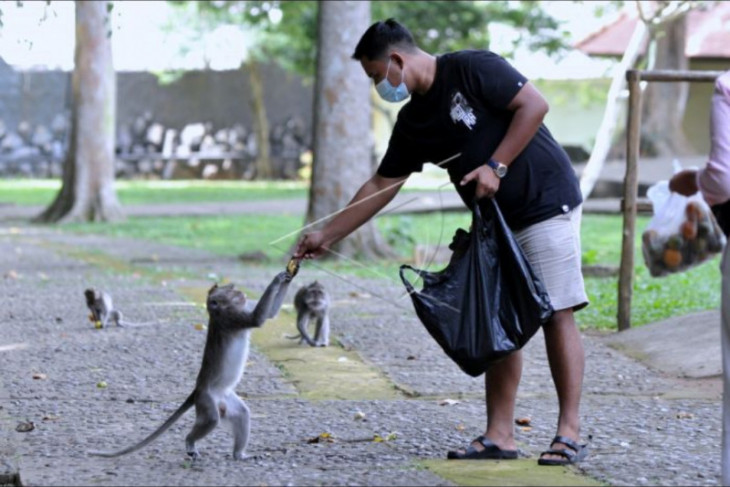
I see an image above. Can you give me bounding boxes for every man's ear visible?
[389,51,405,69]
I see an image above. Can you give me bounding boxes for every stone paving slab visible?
[0,223,724,486]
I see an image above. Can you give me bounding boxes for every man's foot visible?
[447,436,518,460]
[537,435,588,466]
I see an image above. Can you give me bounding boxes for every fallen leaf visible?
[32,373,47,380]
[520,426,533,432]
[194,323,207,331]
[348,291,371,299]
[515,417,531,426]
[676,411,695,419]
[5,270,18,280]
[42,414,60,421]
[38,272,49,281]
[455,424,466,431]
[373,432,397,443]
[97,381,108,389]
[16,421,34,432]
[406,355,417,360]
[439,398,460,406]
[353,410,366,421]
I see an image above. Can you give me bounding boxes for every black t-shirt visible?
[377,50,582,230]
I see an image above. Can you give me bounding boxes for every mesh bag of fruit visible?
[642,180,727,277]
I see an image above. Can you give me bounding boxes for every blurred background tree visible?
[36,0,122,223]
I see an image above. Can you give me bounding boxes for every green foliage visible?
[168,0,573,78]
[373,0,568,56]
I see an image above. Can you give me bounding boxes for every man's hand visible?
[294,231,329,260]
[460,164,500,199]
[669,169,699,196]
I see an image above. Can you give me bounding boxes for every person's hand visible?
[460,164,500,199]
[668,169,699,196]
[293,231,329,260]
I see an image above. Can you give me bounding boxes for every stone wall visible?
[0,58,313,179]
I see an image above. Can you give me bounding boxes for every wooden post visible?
[616,69,722,331]
[617,69,642,331]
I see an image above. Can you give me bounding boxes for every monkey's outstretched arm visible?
[250,271,291,327]
[267,274,292,319]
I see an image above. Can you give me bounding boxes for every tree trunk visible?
[246,59,273,180]
[35,0,122,223]
[640,15,695,157]
[305,0,393,260]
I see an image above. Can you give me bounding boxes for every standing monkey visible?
[288,280,331,347]
[89,271,292,460]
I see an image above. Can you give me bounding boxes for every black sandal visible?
[447,435,518,460]
[537,435,588,466]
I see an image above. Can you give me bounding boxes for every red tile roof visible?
[575,3,730,59]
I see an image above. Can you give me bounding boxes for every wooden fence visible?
[617,69,726,331]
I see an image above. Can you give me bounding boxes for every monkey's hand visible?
[279,269,294,283]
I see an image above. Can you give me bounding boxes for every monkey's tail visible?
[284,333,316,346]
[88,392,195,458]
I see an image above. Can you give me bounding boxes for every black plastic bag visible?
[399,198,554,377]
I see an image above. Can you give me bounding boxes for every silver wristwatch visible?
[486,159,508,178]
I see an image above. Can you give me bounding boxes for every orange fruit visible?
[662,248,682,268]
[680,220,697,240]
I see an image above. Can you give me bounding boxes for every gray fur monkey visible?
[287,280,331,347]
[84,289,123,328]
[88,271,291,460]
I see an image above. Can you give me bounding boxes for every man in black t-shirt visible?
[295,19,589,466]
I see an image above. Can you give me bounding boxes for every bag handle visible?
[399,264,419,293]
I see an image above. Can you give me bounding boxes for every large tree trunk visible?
[306,0,393,259]
[246,59,273,180]
[640,15,695,157]
[36,0,122,223]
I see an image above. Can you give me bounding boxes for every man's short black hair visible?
[351,18,417,61]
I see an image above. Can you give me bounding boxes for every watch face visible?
[496,164,507,178]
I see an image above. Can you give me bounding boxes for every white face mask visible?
[375,59,410,103]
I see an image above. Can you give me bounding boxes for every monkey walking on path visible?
[286,280,331,347]
[88,271,292,460]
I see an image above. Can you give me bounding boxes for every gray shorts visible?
[513,205,589,312]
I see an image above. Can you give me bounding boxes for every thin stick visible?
[268,152,461,246]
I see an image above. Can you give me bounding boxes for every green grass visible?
[10,178,719,332]
[577,214,722,330]
[63,213,303,257]
[0,179,308,206]
[57,208,723,332]
[0,177,445,207]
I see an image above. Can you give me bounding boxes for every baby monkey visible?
[84,288,123,329]
[287,280,331,347]
[89,271,291,460]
